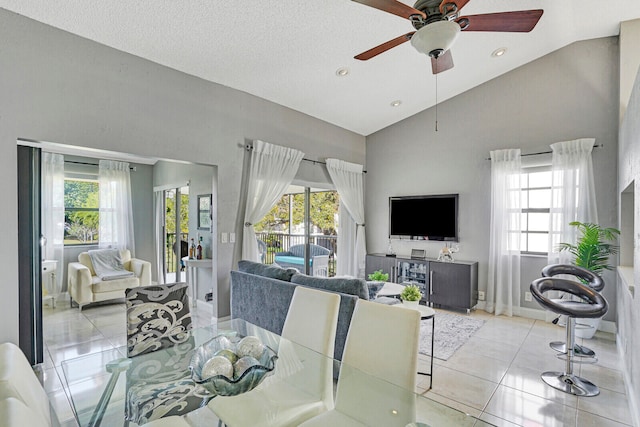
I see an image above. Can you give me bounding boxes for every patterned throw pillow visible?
[125,283,192,357]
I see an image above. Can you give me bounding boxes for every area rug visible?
[419,313,485,361]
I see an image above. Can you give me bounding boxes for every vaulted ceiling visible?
[2,1,639,135]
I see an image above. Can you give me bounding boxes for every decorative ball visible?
[201,355,233,379]
[214,349,238,364]
[234,356,260,379]
[236,336,265,359]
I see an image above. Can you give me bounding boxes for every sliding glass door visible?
[157,185,189,284]
[254,185,338,276]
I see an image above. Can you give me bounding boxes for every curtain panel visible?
[99,160,135,254]
[326,158,366,278]
[488,149,522,316]
[41,152,65,297]
[242,140,304,262]
[547,138,598,264]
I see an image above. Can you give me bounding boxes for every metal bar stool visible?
[541,264,604,360]
[530,276,608,396]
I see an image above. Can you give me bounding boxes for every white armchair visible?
[68,249,151,310]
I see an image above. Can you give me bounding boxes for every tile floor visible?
[41,298,633,426]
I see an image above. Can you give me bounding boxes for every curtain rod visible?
[64,160,137,171]
[245,144,367,173]
[485,144,604,161]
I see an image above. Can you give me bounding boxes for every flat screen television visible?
[389,194,459,241]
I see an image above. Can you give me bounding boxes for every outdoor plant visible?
[367,269,389,282]
[557,221,620,277]
[400,284,422,302]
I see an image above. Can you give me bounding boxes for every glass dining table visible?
[61,318,496,427]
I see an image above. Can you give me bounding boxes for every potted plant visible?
[557,221,620,338]
[367,270,389,282]
[400,283,422,308]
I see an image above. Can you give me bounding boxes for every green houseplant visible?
[557,221,620,276]
[557,221,620,338]
[367,270,389,282]
[400,284,422,307]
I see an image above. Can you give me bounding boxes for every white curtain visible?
[41,152,65,297]
[99,160,135,253]
[242,140,304,261]
[547,138,598,264]
[488,149,522,316]
[326,159,366,278]
[154,191,165,284]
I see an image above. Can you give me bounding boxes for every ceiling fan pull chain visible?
[435,62,439,131]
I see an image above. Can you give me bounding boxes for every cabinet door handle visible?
[429,270,434,295]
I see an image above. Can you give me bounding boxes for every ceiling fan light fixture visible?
[410,20,460,58]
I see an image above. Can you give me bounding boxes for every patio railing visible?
[166,232,189,273]
[255,232,337,276]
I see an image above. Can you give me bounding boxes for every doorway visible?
[159,185,190,284]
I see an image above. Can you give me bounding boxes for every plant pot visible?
[402,300,419,308]
[575,316,602,339]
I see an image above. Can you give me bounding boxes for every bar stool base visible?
[541,371,600,396]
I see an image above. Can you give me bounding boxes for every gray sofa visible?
[231,260,378,361]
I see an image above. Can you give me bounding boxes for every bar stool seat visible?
[530,276,608,396]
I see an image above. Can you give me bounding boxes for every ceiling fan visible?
[352,0,543,74]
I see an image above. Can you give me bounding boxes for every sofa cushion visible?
[291,274,369,300]
[92,275,140,293]
[366,281,385,300]
[238,260,297,282]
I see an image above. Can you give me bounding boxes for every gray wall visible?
[0,9,365,343]
[366,37,619,320]
[618,47,640,426]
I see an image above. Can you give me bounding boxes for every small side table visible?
[42,259,58,308]
[182,257,212,307]
[396,303,435,390]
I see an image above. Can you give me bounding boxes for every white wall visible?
[366,37,619,320]
[0,9,365,343]
[618,34,640,427]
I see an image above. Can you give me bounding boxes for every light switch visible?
[229,233,236,243]
[221,232,228,243]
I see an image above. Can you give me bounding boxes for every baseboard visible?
[195,299,214,311]
[474,304,617,335]
[618,334,640,427]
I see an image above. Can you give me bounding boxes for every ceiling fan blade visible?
[440,0,471,13]
[351,0,425,20]
[354,32,415,61]
[431,50,454,74]
[458,10,543,32]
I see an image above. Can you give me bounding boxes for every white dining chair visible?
[208,286,341,427]
[299,299,421,427]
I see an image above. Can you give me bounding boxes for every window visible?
[521,168,551,254]
[64,178,99,245]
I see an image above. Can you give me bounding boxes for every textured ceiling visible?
[2,1,639,136]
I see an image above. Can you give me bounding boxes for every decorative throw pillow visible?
[366,281,385,300]
[125,283,192,357]
[237,260,297,282]
[291,274,369,300]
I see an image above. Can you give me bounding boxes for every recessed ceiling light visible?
[491,47,507,57]
[390,100,402,107]
[336,67,350,77]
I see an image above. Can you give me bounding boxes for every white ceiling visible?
[2,1,640,136]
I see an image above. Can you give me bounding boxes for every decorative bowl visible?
[189,334,277,396]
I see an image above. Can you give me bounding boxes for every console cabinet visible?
[366,254,478,312]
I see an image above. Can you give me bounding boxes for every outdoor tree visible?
[64,180,99,243]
